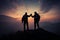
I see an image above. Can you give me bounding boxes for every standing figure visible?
[31,12,40,30]
[22,12,30,31]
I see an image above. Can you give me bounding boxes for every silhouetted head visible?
[34,11,38,15]
[25,12,27,15]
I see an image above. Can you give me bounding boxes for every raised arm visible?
[27,15,30,17]
[27,14,32,17]
[32,16,34,18]
[30,14,34,18]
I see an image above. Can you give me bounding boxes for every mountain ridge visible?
[1,28,60,40]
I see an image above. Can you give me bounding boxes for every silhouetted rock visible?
[1,28,60,40]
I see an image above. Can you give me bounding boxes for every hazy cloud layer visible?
[0,0,39,15]
[0,0,60,13]
[40,0,60,13]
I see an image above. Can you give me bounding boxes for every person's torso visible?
[34,15,40,22]
[23,15,28,22]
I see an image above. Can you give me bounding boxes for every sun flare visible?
[4,4,59,23]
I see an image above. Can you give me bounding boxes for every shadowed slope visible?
[1,28,60,40]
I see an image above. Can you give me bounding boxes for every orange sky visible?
[4,5,59,22]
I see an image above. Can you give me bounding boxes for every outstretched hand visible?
[30,14,32,16]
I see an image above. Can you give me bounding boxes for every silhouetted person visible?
[31,12,40,30]
[22,12,30,31]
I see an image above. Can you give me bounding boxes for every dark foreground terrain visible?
[0,28,60,40]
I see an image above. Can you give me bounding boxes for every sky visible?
[0,0,60,22]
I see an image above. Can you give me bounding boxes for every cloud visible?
[40,0,60,13]
[0,0,23,14]
[0,0,40,15]
[0,0,60,14]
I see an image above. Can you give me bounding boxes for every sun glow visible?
[4,5,59,23]
[5,5,40,22]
